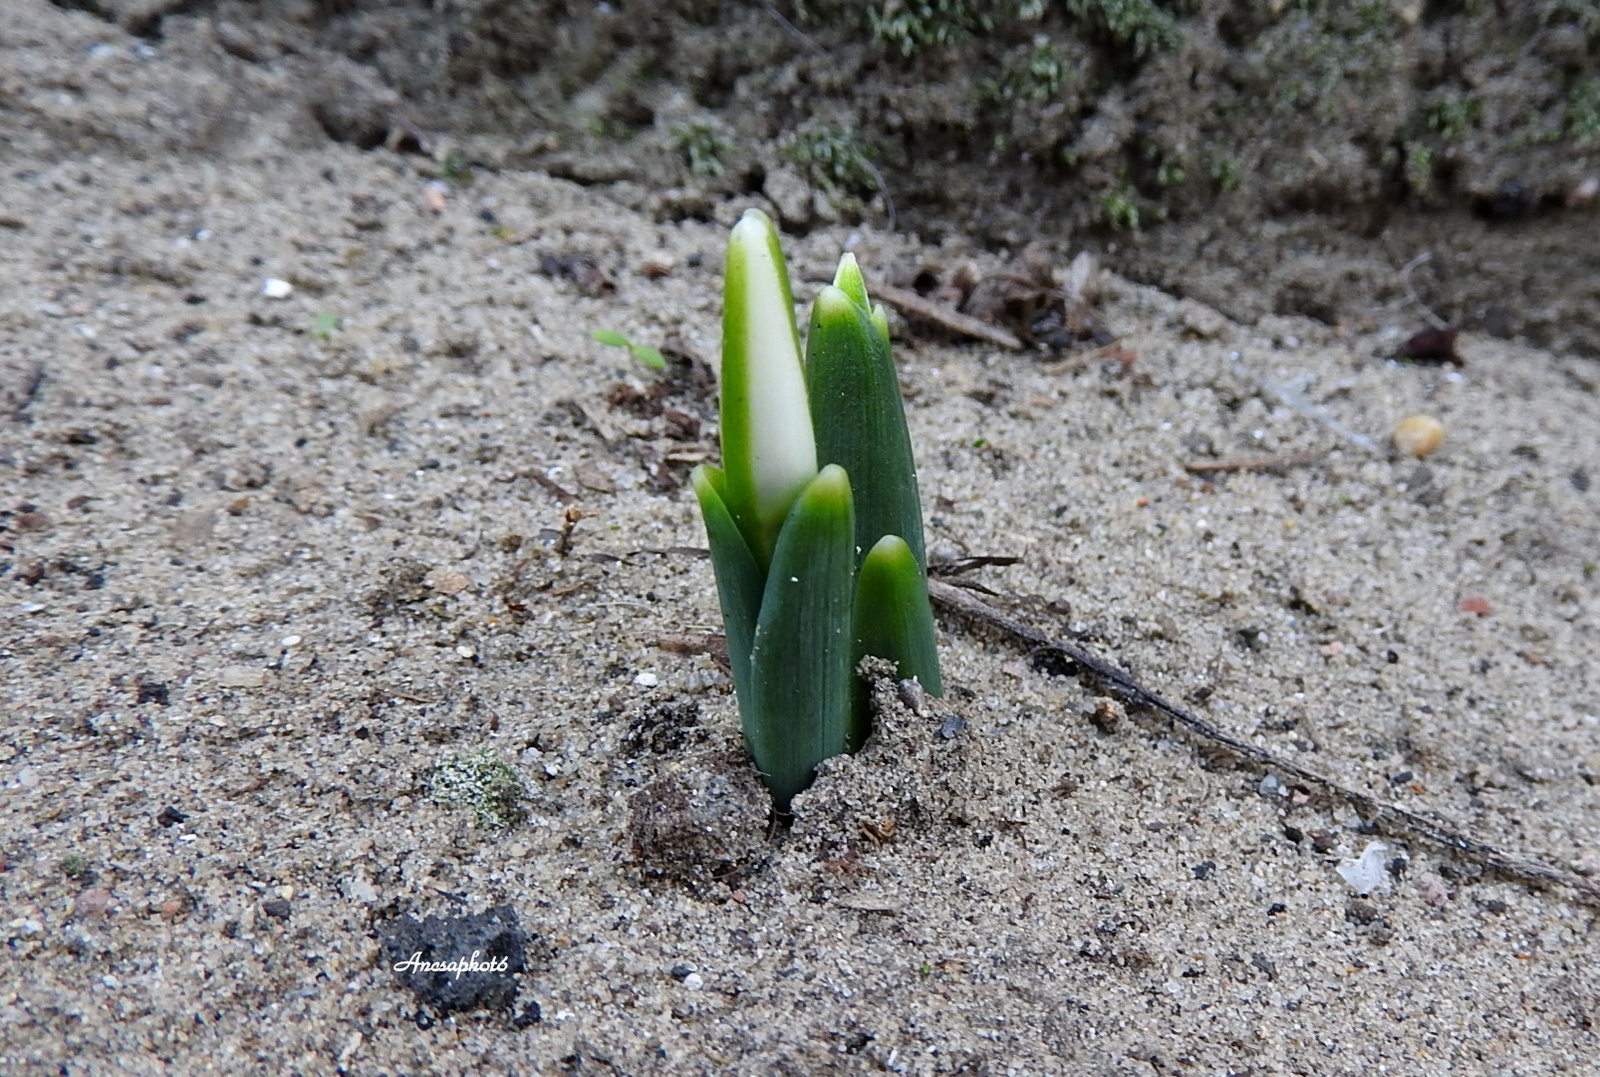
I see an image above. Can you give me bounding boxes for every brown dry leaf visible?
[424,567,472,595]
[574,464,616,493]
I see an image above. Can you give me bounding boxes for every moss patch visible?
[430,749,527,829]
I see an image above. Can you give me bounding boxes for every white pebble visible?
[261,278,293,299]
[1336,841,1392,896]
[633,671,659,688]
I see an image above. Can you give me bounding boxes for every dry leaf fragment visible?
[874,284,1023,350]
[424,567,472,595]
[574,464,616,493]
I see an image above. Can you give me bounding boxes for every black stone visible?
[377,904,527,1014]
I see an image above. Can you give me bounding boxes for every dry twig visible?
[874,284,1025,350]
[928,578,1600,901]
[1182,451,1325,473]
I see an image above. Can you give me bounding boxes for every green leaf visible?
[691,465,763,707]
[631,344,667,370]
[592,329,630,348]
[720,209,816,568]
[805,284,927,574]
[870,302,890,344]
[853,535,943,707]
[747,465,856,809]
[833,252,869,308]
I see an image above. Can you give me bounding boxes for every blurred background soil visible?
[37,0,1600,354]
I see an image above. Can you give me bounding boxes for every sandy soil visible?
[2,4,1598,1074]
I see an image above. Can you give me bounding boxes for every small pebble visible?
[897,678,928,716]
[633,671,659,688]
[1393,414,1444,458]
[424,567,471,595]
[1416,873,1451,907]
[261,278,293,299]
[217,667,267,688]
[1336,841,1393,896]
[1457,595,1491,617]
[72,888,114,919]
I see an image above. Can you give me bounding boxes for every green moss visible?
[1403,142,1435,200]
[1566,77,1600,147]
[438,148,474,185]
[1262,1,1404,125]
[60,854,91,880]
[787,121,878,196]
[1424,95,1483,140]
[1205,153,1240,192]
[1062,0,1182,58]
[1101,185,1141,230]
[983,40,1067,102]
[430,749,526,829]
[864,0,994,56]
[670,122,728,178]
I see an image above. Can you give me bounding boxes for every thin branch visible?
[928,578,1600,902]
[1399,252,1451,331]
[859,157,897,233]
[759,1,827,57]
[1183,450,1325,473]
[874,284,1024,350]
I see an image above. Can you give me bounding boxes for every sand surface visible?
[2,4,1598,1074]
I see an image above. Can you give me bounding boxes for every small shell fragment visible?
[1336,841,1393,896]
[1393,414,1444,458]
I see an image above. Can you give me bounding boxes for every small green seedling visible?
[592,329,666,371]
[312,311,340,340]
[694,209,941,810]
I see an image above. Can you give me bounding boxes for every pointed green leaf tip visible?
[747,465,857,810]
[853,535,942,700]
[720,208,816,568]
[805,284,927,573]
[833,252,869,308]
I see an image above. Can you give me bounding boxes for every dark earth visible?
[44,0,1600,354]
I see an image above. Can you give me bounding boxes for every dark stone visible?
[512,1000,542,1028]
[137,681,169,706]
[1029,649,1075,678]
[377,904,527,1014]
[156,806,188,828]
[261,899,291,920]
